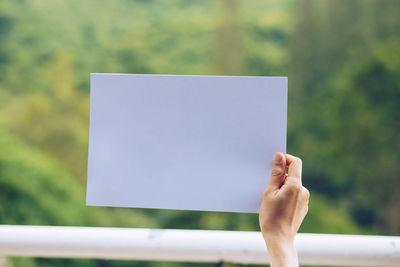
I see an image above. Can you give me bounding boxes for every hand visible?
[259,153,309,267]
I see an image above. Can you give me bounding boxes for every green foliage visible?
[289,0,400,235]
[326,40,400,233]
[0,132,88,225]
[0,0,399,265]
[300,194,360,234]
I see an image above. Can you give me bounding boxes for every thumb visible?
[268,152,286,189]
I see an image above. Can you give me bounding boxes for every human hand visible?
[259,153,309,267]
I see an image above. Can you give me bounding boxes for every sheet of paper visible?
[87,74,287,213]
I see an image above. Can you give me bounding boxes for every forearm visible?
[266,238,298,267]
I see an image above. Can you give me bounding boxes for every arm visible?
[259,153,309,267]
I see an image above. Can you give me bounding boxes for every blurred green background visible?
[0,0,399,266]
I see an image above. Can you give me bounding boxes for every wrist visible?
[265,236,298,267]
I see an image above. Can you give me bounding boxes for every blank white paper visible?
[86,74,287,213]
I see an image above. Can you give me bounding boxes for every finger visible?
[268,152,286,188]
[302,187,310,215]
[302,186,310,202]
[285,154,302,183]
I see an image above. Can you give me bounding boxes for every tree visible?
[327,40,400,234]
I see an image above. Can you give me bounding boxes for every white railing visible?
[0,225,399,266]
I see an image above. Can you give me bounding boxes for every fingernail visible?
[275,152,283,162]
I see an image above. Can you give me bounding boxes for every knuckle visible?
[262,188,271,199]
[286,182,302,195]
[294,157,302,165]
[303,187,310,200]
